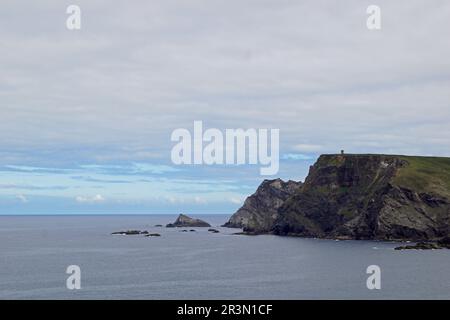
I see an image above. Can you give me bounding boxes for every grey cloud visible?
[0,0,449,166]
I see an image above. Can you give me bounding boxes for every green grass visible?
[394,156,450,195]
[318,154,450,196]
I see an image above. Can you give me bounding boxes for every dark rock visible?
[437,236,450,248]
[145,233,161,237]
[154,224,163,227]
[232,232,259,236]
[111,230,147,235]
[395,242,443,250]
[208,228,220,233]
[166,214,211,228]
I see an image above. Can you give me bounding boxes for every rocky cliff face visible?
[225,154,450,241]
[222,178,302,232]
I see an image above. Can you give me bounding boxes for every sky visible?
[1,0,449,214]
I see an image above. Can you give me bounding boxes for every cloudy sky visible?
[1,0,449,214]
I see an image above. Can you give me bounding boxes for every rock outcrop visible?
[222,178,302,231]
[394,242,446,250]
[166,214,211,228]
[224,154,450,241]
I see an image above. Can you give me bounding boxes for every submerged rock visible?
[145,233,161,237]
[395,242,443,250]
[397,236,450,250]
[111,230,147,235]
[166,214,211,228]
[208,228,220,233]
[232,231,259,236]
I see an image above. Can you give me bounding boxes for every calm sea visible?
[0,215,448,299]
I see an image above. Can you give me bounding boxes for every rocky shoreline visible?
[394,237,450,250]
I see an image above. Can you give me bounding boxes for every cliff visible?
[225,154,450,241]
[222,178,302,231]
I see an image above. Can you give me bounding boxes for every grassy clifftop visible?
[395,156,450,196]
[316,153,450,196]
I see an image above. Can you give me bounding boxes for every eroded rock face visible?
[222,178,303,231]
[166,214,211,228]
[224,154,450,241]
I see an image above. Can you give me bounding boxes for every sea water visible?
[0,215,448,299]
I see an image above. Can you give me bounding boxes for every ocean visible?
[0,215,448,299]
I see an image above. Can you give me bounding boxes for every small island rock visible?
[166,214,211,228]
